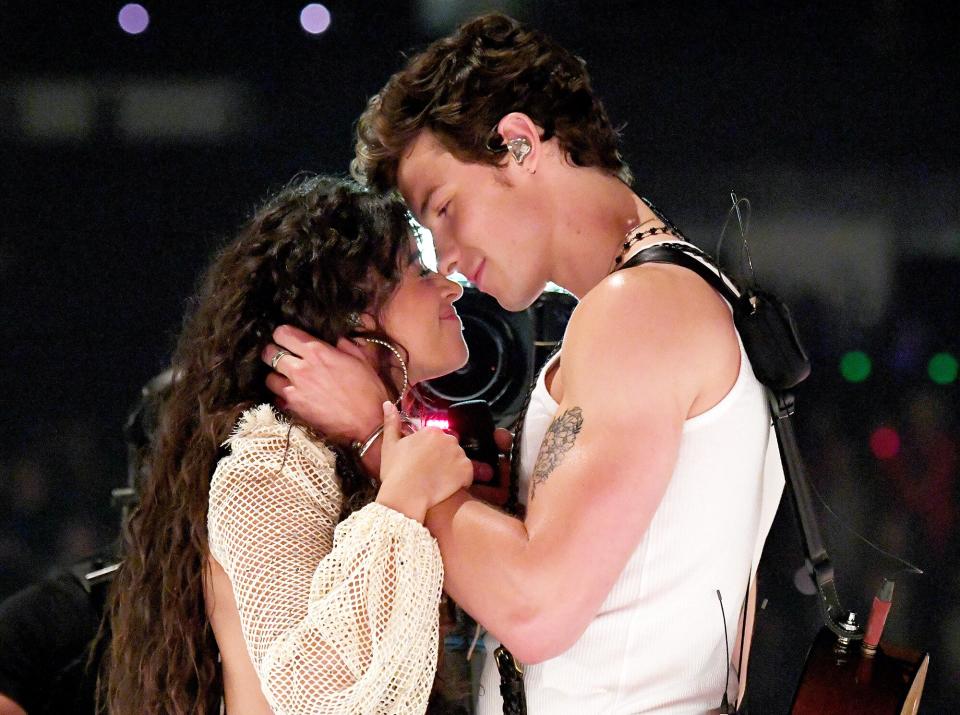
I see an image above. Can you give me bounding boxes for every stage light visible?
[300,4,331,34]
[118,4,149,35]
[840,350,871,383]
[928,352,958,385]
[869,427,900,460]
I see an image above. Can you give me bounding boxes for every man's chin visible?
[492,288,543,313]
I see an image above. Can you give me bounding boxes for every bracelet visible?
[351,413,419,459]
[352,424,385,459]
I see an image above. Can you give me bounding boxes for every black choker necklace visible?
[613,224,677,268]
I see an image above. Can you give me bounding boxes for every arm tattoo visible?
[530,407,584,500]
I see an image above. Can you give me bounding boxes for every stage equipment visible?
[112,368,175,519]
[446,400,499,484]
[420,286,576,427]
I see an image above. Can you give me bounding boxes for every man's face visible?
[396,130,550,312]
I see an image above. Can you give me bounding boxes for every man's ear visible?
[496,112,542,173]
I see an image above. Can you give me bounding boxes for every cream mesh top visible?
[207,404,443,715]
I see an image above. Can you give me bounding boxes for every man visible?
[0,565,108,715]
[264,14,783,713]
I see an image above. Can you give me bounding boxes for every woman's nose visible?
[440,274,464,301]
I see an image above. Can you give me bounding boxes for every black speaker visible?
[530,289,578,371]
[419,287,533,426]
[420,286,577,427]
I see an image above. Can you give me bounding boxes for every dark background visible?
[1,1,957,712]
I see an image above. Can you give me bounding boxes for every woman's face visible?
[379,239,468,385]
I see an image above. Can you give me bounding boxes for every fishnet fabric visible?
[207,404,443,714]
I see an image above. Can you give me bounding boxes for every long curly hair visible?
[352,12,631,192]
[101,175,414,714]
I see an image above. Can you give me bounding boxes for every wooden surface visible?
[791,627,928,715]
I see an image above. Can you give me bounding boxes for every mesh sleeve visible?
[207,407,443,715]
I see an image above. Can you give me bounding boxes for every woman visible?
[103,175,473,714]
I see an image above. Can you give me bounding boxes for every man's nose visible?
[434,236,460,276]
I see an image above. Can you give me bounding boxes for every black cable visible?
[716,589,733,713]
[735,573,749,713]
[801,468,923,577]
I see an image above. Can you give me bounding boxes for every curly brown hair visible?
[352,12,631,192]
[101,175,414,714]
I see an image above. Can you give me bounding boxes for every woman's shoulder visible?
[226,403,290,441]
[208,405,344,554]
[210,404,343,515]
[222,403,337,471]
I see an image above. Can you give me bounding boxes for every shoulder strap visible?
[618,242,810,392]
[617,242,741,305]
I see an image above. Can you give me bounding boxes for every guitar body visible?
[790,627,929,715]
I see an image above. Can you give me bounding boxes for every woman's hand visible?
[376,402,473,523]
[262,325,388,445]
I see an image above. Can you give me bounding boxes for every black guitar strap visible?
[494,644,526,715]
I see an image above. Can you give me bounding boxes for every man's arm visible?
[425,265,740,663]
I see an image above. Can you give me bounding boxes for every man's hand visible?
[469,427,513,507]
[261,325,388,445]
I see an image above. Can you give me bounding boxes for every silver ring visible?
[271,349,291,370]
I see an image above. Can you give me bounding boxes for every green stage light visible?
[840,351,871,383]
[928,353,958,385]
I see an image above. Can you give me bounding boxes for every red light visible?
[423,416,450,430]
[870,427,901,460]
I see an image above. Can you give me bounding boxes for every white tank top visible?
[478,248,785,714]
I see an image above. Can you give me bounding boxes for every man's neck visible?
[546,170,656,298]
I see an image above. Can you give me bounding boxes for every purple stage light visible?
[300,4,332,34]
[118,4,149,35]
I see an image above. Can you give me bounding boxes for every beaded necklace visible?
[613,224,678,267]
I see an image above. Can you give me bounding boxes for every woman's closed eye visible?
[414,254,436,278]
